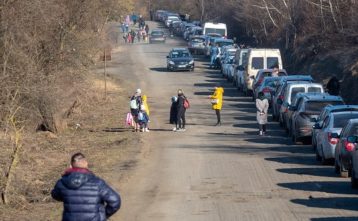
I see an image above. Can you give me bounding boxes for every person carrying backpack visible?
[174,89,188,132]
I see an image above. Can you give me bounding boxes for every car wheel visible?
[351,168,358,189]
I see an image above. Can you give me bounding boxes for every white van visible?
[233,48,248,89]
[242,48,283,95]
[203,22,227,37]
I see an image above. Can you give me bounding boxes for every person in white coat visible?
[256,92,269,136]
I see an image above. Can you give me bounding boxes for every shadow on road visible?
[291,197,358,212]
[149,67,168,72]
[278,181,358,195]
[311,217,358,221]
[277,167,336,177]
[266,156,319,166]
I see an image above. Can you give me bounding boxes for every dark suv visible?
[166,48,194,71]
[290,94,344,144]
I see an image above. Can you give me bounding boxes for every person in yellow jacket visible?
[140,95,150,132]
[209,85,224,126]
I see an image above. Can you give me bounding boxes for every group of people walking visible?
[121,14,150,44]
[128,89,150,132]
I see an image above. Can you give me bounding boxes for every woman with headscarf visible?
[174,89,187,132]
[209,85,224,126]
[140,95,150,132]
[170,96,178,126]
[256,92,269,136]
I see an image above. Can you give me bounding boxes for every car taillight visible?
[328,133,339,145]
[344,140,355,151]
[258,78,263,84]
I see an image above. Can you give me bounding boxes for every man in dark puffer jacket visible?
[51,152,121,221]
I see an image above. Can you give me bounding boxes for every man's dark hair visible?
[71,152,86,164]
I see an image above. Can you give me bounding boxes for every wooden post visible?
[104,49,107,99]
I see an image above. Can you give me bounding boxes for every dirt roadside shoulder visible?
[0,31,145,220]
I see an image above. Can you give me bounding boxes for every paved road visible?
[110,22,358,221]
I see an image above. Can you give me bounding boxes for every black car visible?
[166,48,194,71]
[149,30,166,44]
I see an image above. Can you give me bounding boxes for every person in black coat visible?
[51,153,121,221]
[170,96,178,126]
[327,76,340,96]
[175,89,187,132]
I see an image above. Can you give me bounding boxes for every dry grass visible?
[0,69,139,220]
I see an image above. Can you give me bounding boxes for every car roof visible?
[347,119,358,124]
[324,104,358,112]
[171,48,189,51]
[330,111,358,117]
[287,82,322,87]
[259,69,287,73]
[263,76,281,81]
[302,94,343,101]
[213,38,233,43]
[280,75,313,81]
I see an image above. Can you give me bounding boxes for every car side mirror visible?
[347,136,358,143]
[310,117,317,122]
[166,56,169,58]
[313,123,322,129]
[277,98,283,105]
[331,133,340,139]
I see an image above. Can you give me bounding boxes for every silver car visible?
[315,111,358,164]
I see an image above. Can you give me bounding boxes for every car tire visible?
[351,169,358,189]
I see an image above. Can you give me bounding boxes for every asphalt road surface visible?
[110,22,358,221]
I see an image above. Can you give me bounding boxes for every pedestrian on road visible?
[145,25,149,37]
[327,76,340,96]
[51,152,121,221]
[271,66,279,77]
[210,43,219,69]
[256,92,269,136]
[170,96,178,125]
[174,89,187,132]
[209,85,224,126]
[140,95,150,132]
[130,30,136,44]
[137,29,141,42]
[130,89,143,132]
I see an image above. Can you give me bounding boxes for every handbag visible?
[211,99,219,104]
[184,98,190,109]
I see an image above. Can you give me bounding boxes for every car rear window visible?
[263,79,279,88]
[308,86,322,93]
[252,57,264,69]
[290,87,305,102]
[333,114,358,128]
[305,101,344,113]
[151,31,163,36]
[267,57,279,69]
[217,42,233,47]
[348,125,358,135]
[205,28,225,36]
[192,38,204,43]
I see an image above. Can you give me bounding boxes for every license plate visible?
[178,65,186,68]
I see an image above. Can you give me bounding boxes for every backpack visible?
[130,99,138,109]
[184,98,190,109]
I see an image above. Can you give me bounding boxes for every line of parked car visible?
[154,9,358,189]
